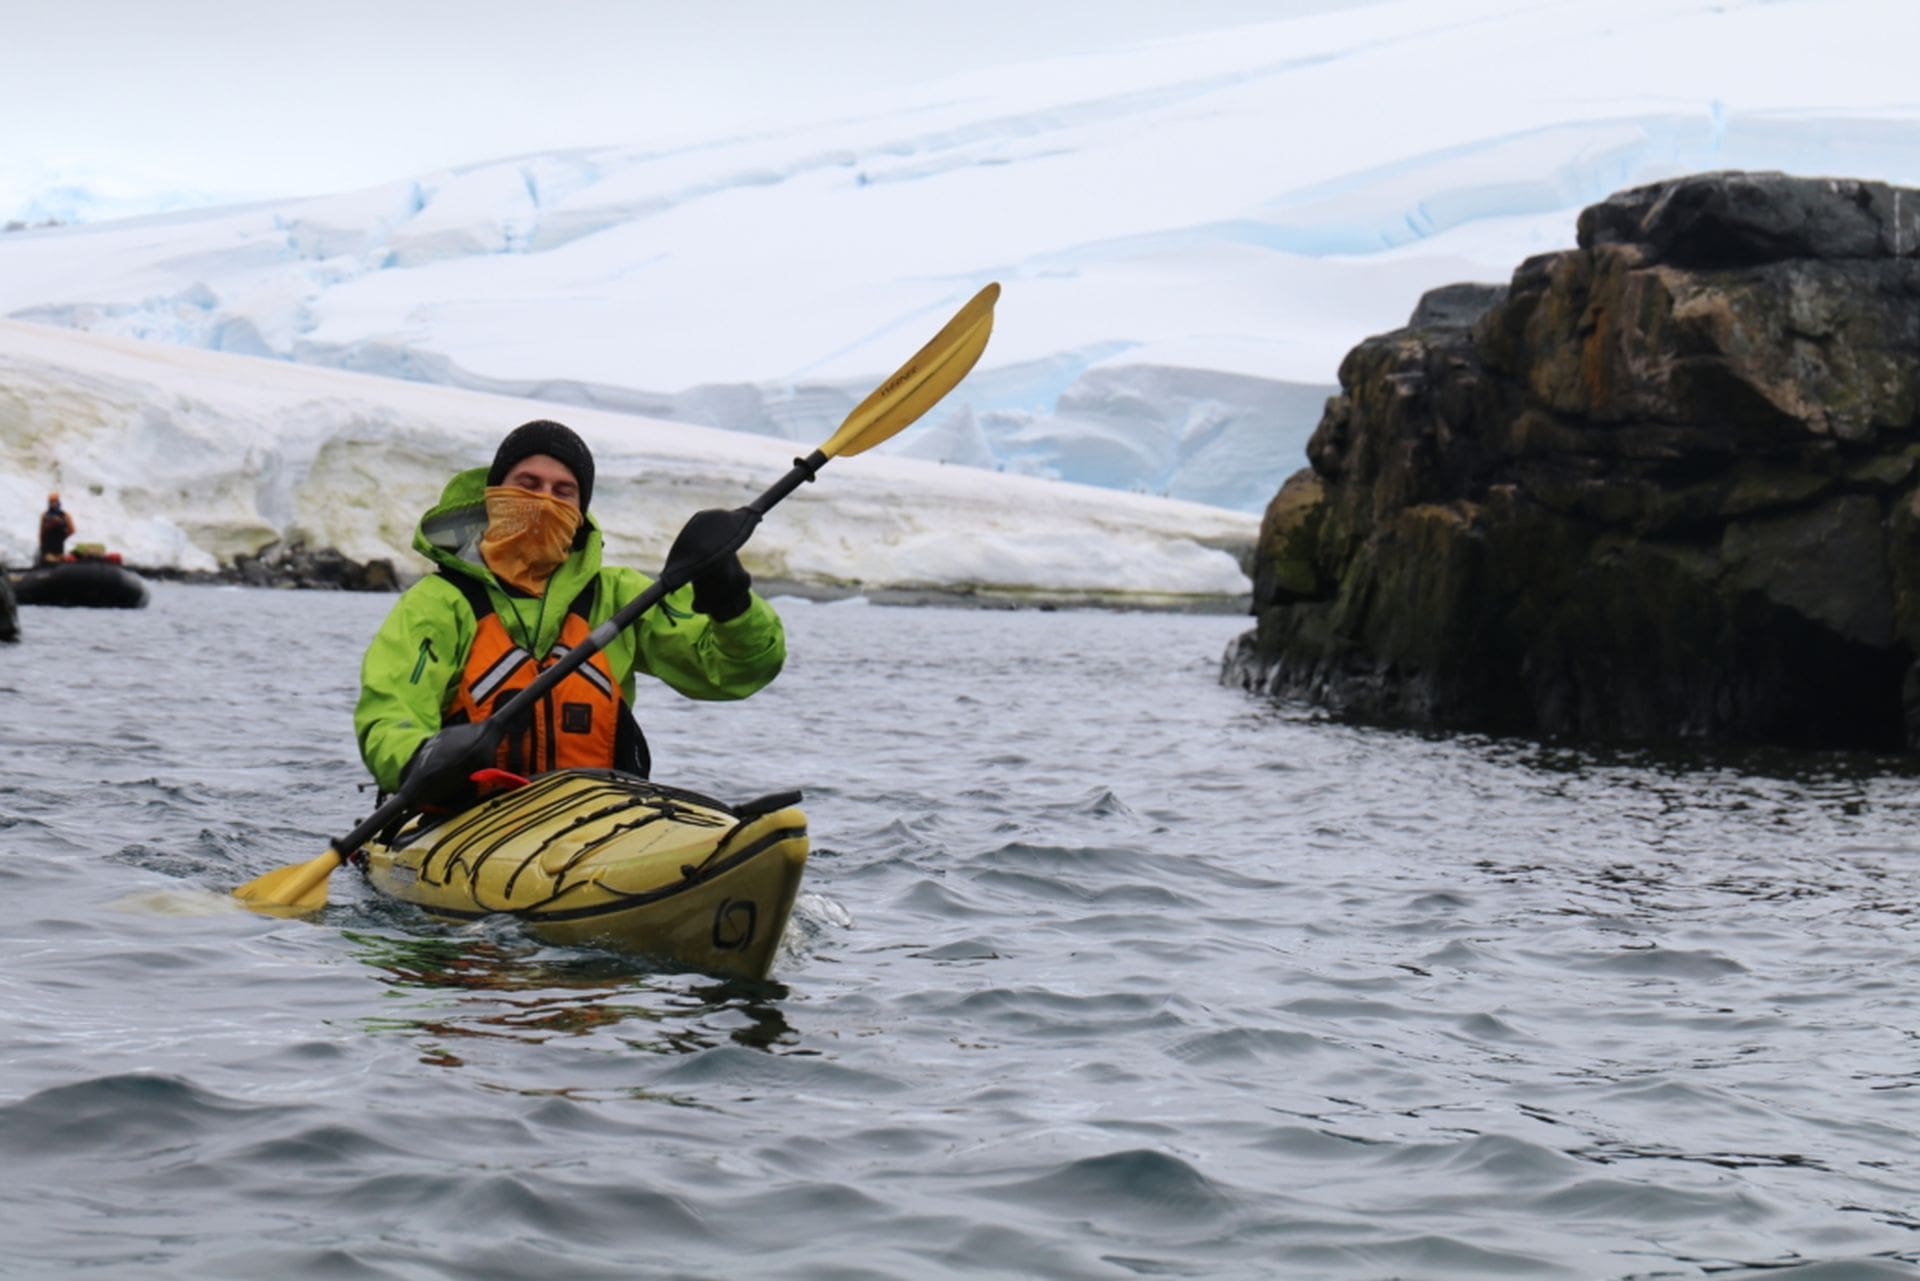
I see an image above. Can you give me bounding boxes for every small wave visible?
[228,1122,412,1170]
[1525,1175,1769,1225]
[974,867,1206,912]
[1065,786,1137,819]
[468,1171,715,1241]
[977,1148,1238,1226]
[1276,1232,1559,1278]
[893,877,990,917]
[651,1045,909,1095]
[1416,939,1507,969]
[1449,1012,1535,1043]
[1383,1132,1583,1187]
[0,1073,282,1158]
[1282,995,1417,1023]
[1406,890,1473,911]
[1246,1124,1388,1160]
[911,938,1003,961]
[938,985,1175,1024]
[973,841,1153,875]
[1165,1025,1330,1065]
[1708,1261,1920,1281]
[1573,945,1749,978]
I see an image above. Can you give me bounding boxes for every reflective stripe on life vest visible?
[468,646,534,705]
[548,642,615,698]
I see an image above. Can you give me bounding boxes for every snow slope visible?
[2,0,1916,514]
[0,319,1255,603]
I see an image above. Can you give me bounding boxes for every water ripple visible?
[2,591,1917,1278]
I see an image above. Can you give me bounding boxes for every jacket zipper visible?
[409,638,437,684]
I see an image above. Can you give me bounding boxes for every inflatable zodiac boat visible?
[12,554,149,608]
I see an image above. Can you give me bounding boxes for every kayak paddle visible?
[233,281,1000,912]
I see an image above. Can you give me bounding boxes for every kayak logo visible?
[712,898,757,951]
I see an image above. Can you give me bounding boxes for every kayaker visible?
[354,419,785,805]
[36,493,74,564]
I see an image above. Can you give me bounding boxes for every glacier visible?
[1,0,1917,534]
[0,319,1256,604]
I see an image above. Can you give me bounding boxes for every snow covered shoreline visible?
[116,571,1252,615]
[0,320,1257,607]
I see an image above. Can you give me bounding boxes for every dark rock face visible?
[1223,172,1920,749]
[135,541,399,592]
[231,541,400,592]
[0,573,17,641]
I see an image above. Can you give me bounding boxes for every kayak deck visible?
[356,769,808,979]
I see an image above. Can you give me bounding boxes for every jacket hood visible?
[411,467,606,646]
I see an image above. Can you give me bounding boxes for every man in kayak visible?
[37,492,74,564]
[354,419,784,804]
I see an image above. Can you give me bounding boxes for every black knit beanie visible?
[487,419,595,510]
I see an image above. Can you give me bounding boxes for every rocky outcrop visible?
[229,540,400,591]
[136,541,400,592]
[1223,172,1920,749]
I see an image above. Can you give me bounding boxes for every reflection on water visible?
[346,930,797,1065]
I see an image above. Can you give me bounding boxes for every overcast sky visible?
[3,0,1379,204]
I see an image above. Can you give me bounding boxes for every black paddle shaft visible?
[327,449,831,857]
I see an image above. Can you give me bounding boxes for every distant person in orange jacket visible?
[37,493,74,564]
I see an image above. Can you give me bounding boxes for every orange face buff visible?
[479,486,582,595]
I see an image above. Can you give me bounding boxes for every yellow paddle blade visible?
[231,847,345,913]
[821,281,1000,459]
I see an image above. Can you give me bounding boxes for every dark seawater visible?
[2,584,1918,1280]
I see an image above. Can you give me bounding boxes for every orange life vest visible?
[440,572,648,778]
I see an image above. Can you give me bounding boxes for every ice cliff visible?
[0,319,1255,605]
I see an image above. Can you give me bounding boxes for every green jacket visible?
[354,467,786,791]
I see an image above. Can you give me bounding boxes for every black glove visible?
[400,721,498,805]
[665,508,758,622]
